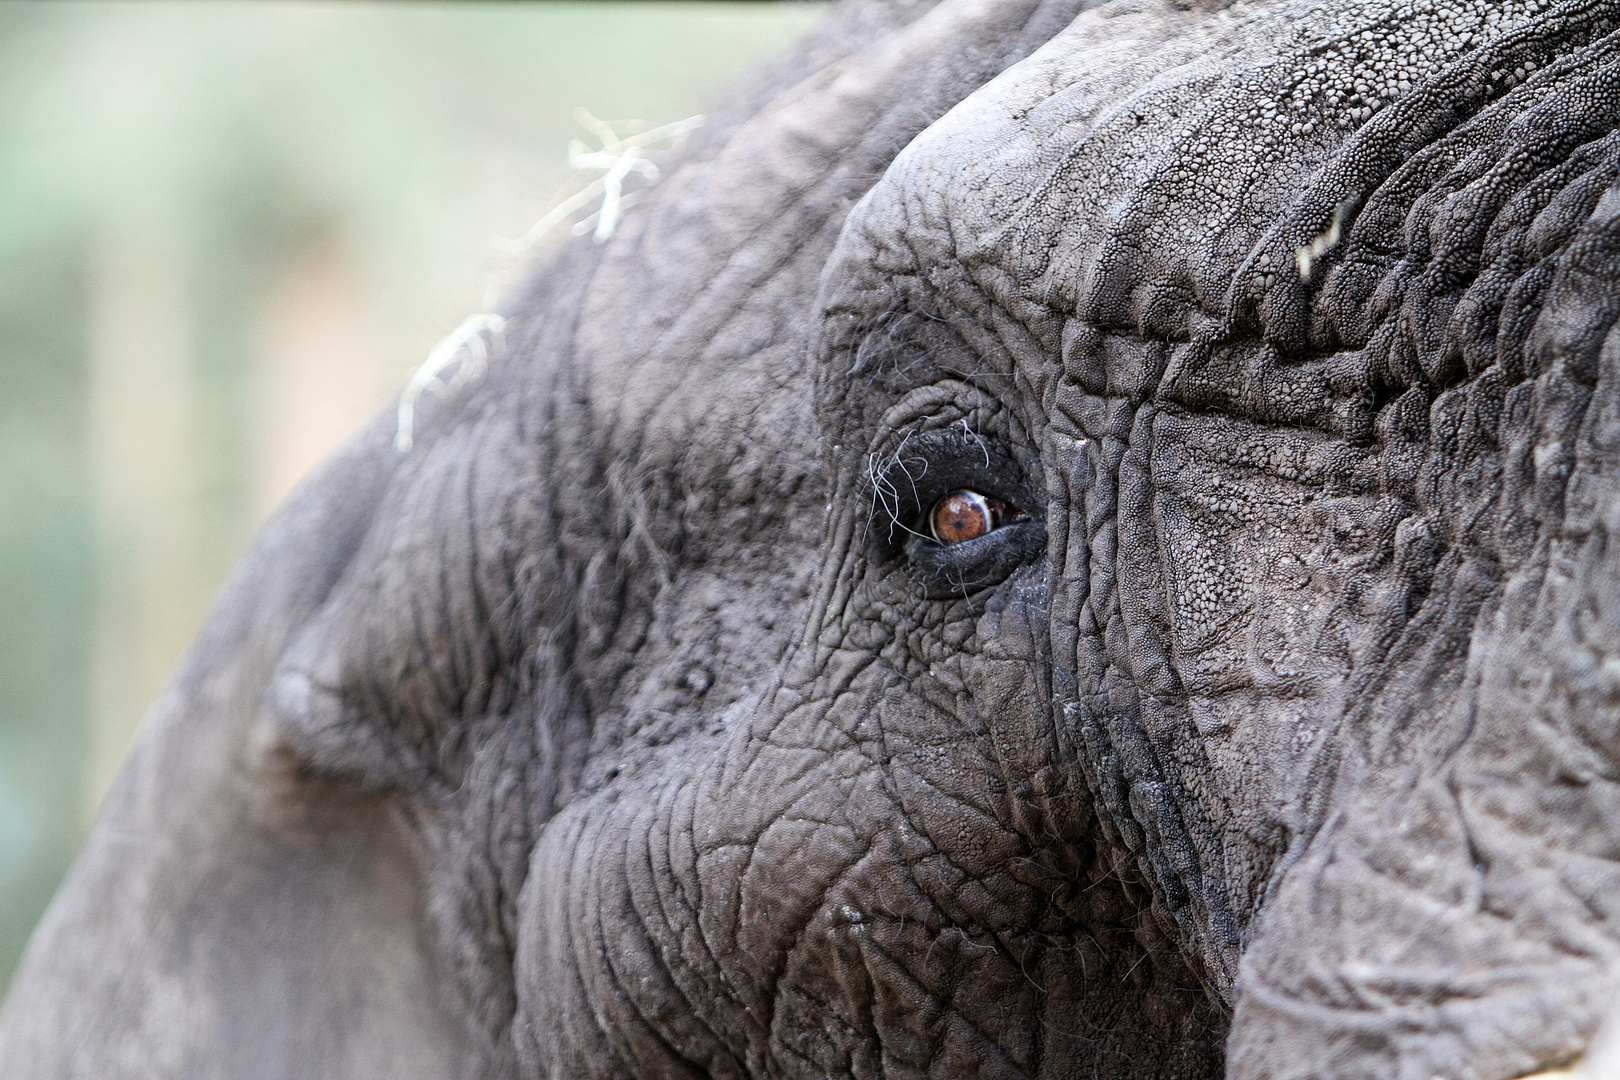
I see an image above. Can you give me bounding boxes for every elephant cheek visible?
[507,712,897,1080]
[513,769,744,1080]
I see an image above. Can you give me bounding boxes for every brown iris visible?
[929,490,1024,544]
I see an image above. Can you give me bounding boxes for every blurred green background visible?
[0,0,822,987]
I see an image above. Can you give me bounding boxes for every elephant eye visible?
[928,490,1026,544]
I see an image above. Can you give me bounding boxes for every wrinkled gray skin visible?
[6,0,1620,1077]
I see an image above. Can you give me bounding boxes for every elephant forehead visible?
[828,0,1556,343]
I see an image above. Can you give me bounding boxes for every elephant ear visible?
[0,129,649,1080]
[0,269,645,1075]
[0,422,491,1079]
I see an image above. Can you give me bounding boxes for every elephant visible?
[7,0,1620,1076]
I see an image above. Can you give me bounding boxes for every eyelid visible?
[903,496,1045,598]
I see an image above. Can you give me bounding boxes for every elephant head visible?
[6,0,1620,1077]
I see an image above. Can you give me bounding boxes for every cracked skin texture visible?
[5,0,1620,1078]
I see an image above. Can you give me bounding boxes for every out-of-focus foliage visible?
[0,0,822,988]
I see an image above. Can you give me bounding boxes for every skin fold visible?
[4,0,1620,1077]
